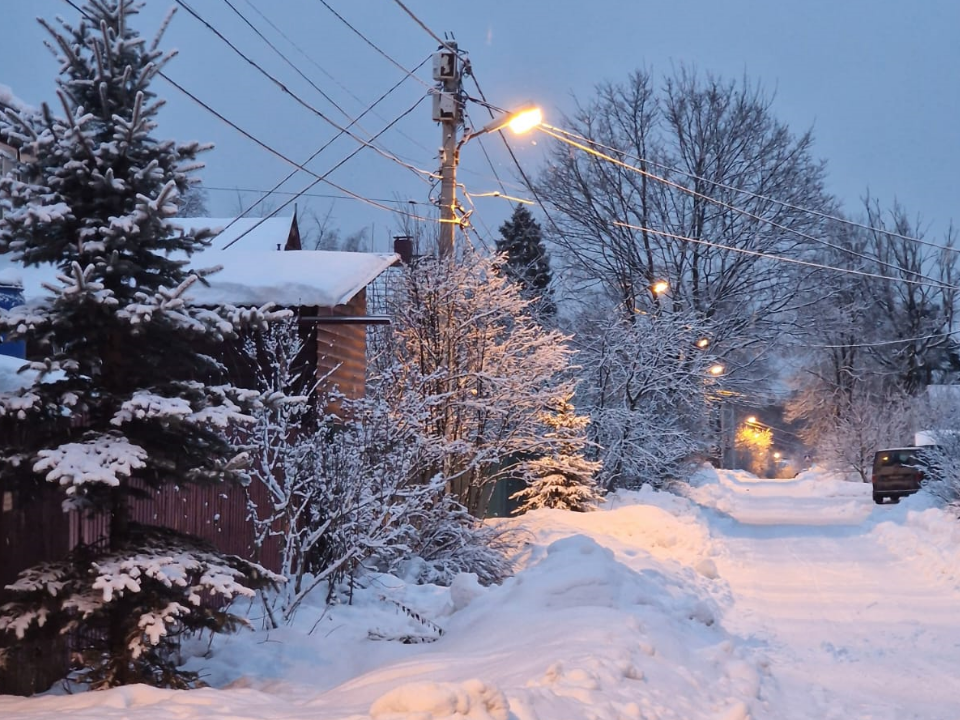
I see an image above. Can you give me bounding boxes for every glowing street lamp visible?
[652,280,670,296]
[708,364,725,376]
[504,107,543,135]
[746,416,758,425]
[440,105,542,257]
[696,337,710,349]
[458,106,542,148]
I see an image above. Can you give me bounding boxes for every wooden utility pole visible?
[433,41,462,259]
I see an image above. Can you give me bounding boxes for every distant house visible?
[0,215,399,582]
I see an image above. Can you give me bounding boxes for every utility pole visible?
[433,41,462,259]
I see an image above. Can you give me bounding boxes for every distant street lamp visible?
[708,364,725,376]
[696,337,710,349]
[651,280,670,296]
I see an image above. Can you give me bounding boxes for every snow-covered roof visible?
[0,216,398,308]
[188,249,398,307]
[0,249,397,308]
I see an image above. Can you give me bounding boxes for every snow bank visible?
[870,498,960,590]
[0,486,778,719]
[369,679,509,720]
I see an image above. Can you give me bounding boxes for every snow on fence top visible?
[0,217,399,308]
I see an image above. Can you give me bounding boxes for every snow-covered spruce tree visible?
[495,205,554,317]
[511,392,603,513]
[0,1,281,688]
[374,247,575,518]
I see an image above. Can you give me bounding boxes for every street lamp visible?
[708,364,725,376]
[651,280,670,296]
[439,105,542,258]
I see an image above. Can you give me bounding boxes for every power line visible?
[465,74,569,248]
[225,54,432,226]
[205,186,431,206]
[160,73,435,234]
[173,0,436,183]
[218,91,434,249]
[222,0,366,126]
[541,126,958,291]
[389,0,459,53]
[811,331,958,350]
[543,123,958,258]
[243,0,433,155]
[612,220,955,290]
[315,0,436,89]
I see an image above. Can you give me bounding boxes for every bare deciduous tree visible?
[536,66,836,367]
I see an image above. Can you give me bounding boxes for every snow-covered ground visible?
[4,466,960,719]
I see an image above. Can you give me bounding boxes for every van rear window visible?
[876,450,919,467]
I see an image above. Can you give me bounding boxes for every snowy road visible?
[694,471,960,720]
[4,467,960,719]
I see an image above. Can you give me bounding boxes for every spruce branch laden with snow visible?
[0,0,280,688]
[511,392,604,513]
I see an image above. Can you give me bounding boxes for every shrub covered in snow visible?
[372,249,576,518]
[575,308,722,489]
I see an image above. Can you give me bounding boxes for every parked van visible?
[870,447,928,504]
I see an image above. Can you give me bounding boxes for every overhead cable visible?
[173,0,437,182]
[160,72,435,241]
[316,0,436,88]
[466,74,569,247]
[244,0,433,154]
[389,0,460,53]
[544,123,958,257]
[542,126,956,290]
[612,221,955,290]
[226,54,432,227]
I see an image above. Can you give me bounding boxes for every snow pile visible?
[1,487,769,719]
[10,471,960,718]
[869,496,960,590]
[369,679,509,720]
